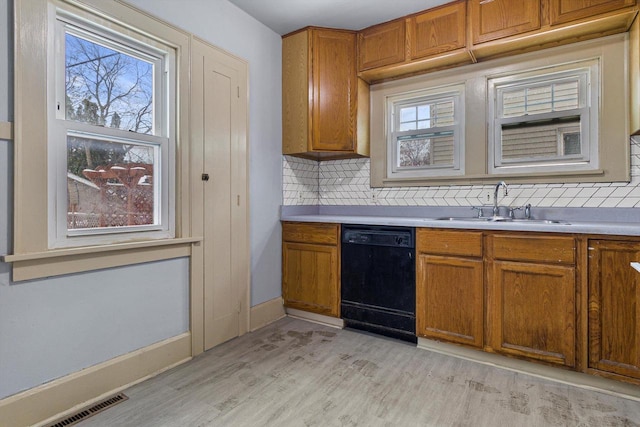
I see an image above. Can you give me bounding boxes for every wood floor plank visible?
[81,318,640,426]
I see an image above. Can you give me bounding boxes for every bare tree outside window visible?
[64,31,158,230]
[399,138,431,167]
[65,32,154,133]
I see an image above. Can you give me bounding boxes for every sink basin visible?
[434,217,569,224]
[435,217,493,221]
[510,219,569,224]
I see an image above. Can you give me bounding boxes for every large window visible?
[370,35,628,187]
[386,85,464,179]
[48,8,176,248]
[488,61,599,175]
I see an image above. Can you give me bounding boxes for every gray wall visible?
[0,0,283,400]
[124,0,284,306]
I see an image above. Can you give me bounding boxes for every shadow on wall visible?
[283,156,319,205]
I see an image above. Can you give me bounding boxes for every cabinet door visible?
[588,240,640,379]
[487,260,576,367]
[469,0,541,44]
[417,254,484,348]
[358,20,406,71]
[409,1,466,60]
[311,29,357,152]
[548,0,636,26]
[282,241,340,317]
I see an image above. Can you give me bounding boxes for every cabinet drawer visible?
[417,229,483,257]
[282,222,339,245]
[489,234,575,264]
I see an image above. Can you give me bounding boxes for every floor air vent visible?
[46,393,128,427]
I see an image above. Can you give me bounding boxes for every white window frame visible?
[488,61,599,175]
[386,84,465,180]
[47,4,176,248]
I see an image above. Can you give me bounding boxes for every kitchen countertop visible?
[281,205,640,236]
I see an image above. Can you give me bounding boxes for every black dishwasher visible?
[341,224,416,343]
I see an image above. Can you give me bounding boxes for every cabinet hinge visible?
[237,86,240,98]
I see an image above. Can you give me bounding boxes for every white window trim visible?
[46,2,177,248]
[11,0,192,278]
[386,84,465,180]
[488,61,600,175]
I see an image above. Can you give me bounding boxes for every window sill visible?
[2,237,202,282]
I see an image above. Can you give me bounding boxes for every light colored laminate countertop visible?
[281,205,640,236]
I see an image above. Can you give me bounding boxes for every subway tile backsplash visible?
[283,137,640,208]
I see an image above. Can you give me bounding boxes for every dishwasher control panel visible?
[342,226,414,248]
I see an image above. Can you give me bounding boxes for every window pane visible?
[501,117,581,161]
[502,80,579,118]
[432,100,454,126]
[65,32,155,134]
[67,134,156,230]
[398,99,453,131]
[417,105,430,120]
[400,107,416,122]
[397,132,454,168]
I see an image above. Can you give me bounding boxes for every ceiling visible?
[227,0,451,35]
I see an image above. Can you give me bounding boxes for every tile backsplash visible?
[283,137,640,209]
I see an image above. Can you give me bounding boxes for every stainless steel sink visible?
[435,217,493,221]
[434,217,569,224]
[510,219,569,224]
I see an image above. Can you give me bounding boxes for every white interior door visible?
[191,38,249,351]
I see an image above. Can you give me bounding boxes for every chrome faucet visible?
[493,181,508,216]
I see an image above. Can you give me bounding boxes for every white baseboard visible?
[286,308,344,329]
[417,337,640,402]
[0,332,192,427]
[250,297,286,331]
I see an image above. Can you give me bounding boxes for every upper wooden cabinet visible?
[282,28,369,160]
[358,1,473,83]
[549,0,637,26]
[358,19,406,71]
[355,0,637,83]
[469,0,541,45]
[408,1,466,60]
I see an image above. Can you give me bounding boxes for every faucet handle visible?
[471,206,484,218]
[508,206,523,219]
[524,203,532,219]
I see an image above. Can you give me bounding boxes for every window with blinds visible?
[488,62,598,174]
[387,85,464,179]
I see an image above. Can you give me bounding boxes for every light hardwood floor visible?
[81,317,640,426]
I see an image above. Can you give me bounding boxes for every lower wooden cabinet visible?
[416,229,484,348]
[486,234,577,368]
[282,222,340,317]
[588,239,640,381]
[417,229,578,368]
[487,260,576,367]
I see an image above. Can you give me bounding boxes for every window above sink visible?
[370,34,629,188]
